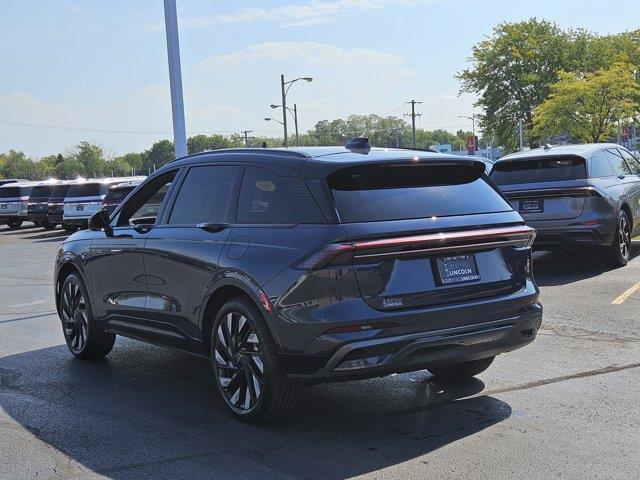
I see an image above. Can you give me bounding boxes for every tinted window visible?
[104,187,135,205]
[117,172,176,227]
[491,156,586,185]
[0,187,20,198]
[50,185,71,199]
[619,149,640,174]
[329,163,511,223]
[29,185,55,198]
[589,150,614,178]
[238,167,325,224]
[169,166,239,225]
[605,149,633,176]
[67,183,104,197]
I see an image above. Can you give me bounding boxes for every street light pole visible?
[293,104,299,146]
[163,0,187,159]
[280,74,288,147]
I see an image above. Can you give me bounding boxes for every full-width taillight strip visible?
[504,187,599,200]
[301,225,536,269]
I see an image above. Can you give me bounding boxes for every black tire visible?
[6,219,23,230]
[605,210,631,268]
[63,224,80,234]
[59,273,115,360]
[429,356,495,381]
[42,220,58,230]
[211,297,298,422]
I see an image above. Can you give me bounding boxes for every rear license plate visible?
[0,204,6,209]
[76,205,84,211]
[436,254,480,285]
[519,199,543,213]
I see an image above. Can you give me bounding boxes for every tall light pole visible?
[163,0,187,159]
[405,100,422,148]
[271,103,299,146]
[280,75,312,147]
[458,114,476,138]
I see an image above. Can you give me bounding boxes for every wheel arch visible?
[620,202,632,229]
[200,277,279,357]
[55,261,81,315]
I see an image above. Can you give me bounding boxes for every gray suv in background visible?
[491,143,640,267]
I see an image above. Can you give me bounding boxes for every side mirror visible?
[88,209,111,233]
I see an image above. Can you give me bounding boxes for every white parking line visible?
[611,281,640,305]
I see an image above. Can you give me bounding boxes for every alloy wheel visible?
[619,215,631,259]
[60,280,89,352]
[214,311,264,412]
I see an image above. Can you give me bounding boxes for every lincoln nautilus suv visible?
[54,140,542,421]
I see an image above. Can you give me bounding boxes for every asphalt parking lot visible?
[1,224,639,479]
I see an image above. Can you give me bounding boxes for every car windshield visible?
[491,156,587,185]
[328,162,511,223]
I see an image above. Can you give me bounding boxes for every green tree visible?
[145,139,174,170]
[458,19,575,151]
[115,152,146,175]
[187,134,234,154]
[0,150,34,179]
[533,62,640,143]
[56,157,85,179]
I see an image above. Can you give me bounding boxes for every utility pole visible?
[405,100,422,148]
[293,104,299,146]
[518,120,524,151]
[242,130,253,148]
[163,0,187,159]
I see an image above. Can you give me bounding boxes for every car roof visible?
[108,180,143,190]
[163,146,483,176]
[497,143,623,162]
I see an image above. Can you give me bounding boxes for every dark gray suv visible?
[54,143,542,421]
[491,143,640,267]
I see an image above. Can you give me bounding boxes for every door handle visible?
[197,222,231,233]
[132,224,154,234]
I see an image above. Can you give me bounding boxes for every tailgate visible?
[500,182,592,221]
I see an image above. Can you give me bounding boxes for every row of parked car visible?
[0,176,145,232]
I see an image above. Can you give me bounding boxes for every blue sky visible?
[1,0,638,157]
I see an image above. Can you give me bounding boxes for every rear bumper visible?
[529,222,615,249]
[62,218,89,226]
[0,213,26,221]
[47,213,63,224]
[27,212,48,222]
[283,303,542,382]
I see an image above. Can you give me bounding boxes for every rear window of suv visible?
[29,185,55,198]
[0,187,21,198]
[104,187,135,205]
[491,156,586,185]
[66,183,104,198]
[328,163,511,223]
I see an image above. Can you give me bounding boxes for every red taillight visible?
[297,243,355,270]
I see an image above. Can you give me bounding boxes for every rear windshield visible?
[328,163,511,223]
[50,185,71,198]
[104,186,135,204]
[491,156,586,185]
[67,183,105,198]
[29,185,55,198]
[0,187,20,199]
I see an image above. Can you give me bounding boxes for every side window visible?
[589,150,614,178]
[116,171,176,227]
[605,149,633,177]
[237,166,326,224]
[169,165,239,225]
[619,149,640,175]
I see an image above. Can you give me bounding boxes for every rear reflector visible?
[326,322,397,334]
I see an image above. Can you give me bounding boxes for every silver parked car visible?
[490,143,640,267]
[0,181,37,229]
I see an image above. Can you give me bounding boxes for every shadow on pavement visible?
[0,341,511,479]
[532,241,640,287]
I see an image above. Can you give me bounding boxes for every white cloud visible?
[180,0,422,28]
